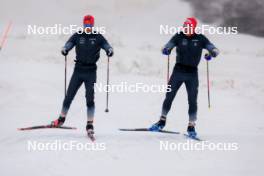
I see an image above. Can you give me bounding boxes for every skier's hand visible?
[209,48,219,57]
[106,48,114,57]
[61,47,68,56]
[162,47,171,55]
[204,53,212,61]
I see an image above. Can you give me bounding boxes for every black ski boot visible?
[149,116,166,131]
[86,121,94,134]
[86,121,95,141]
[51,116,65,127]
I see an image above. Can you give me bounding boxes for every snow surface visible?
[0,0,264,176]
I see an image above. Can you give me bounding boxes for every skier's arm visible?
[61,33,77,56]
[203,36,219,58]
[100,35,114,57]
[162,35,178,55]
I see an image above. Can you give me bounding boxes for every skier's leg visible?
[84,70,96,123]
[61,70,83,117]
[161,71,183,117]
[83,70,96,134]
[150,71,183,131]
[185,73,199,124]
[184,73,199,137]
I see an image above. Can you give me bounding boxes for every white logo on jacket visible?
[191,39,199,47]
[182,39,188,46]
[89,38,96,45]
[79,37,86,44]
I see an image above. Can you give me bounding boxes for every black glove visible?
[61,47,68,56]
[106,48,114,57]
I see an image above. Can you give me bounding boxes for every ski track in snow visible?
[0,0,264,175]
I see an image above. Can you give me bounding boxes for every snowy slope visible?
[0,0,264,176]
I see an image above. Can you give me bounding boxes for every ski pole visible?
[0,21,12,51]
[205,54,211,109]
[64,55,67,98]
[105,56,110,113]
[167,54,170,83]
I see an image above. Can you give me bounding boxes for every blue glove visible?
[162,47,171,55]
[204,53,212,61]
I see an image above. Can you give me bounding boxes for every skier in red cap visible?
[83,15,95,29]
[183,17,197,36]
[150,17,219,137]
[51,15,113,137]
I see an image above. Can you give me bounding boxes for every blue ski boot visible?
[187,125,197,138]
[149,116,166,131]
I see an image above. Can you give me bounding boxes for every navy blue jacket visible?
[165,32,217,68]
[64,32,112,65]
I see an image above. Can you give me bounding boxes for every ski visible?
[119,128,202,140]
[183,134,202,141]
[18,125,77,131]
[87,132,95,142]
[119,128,180,134]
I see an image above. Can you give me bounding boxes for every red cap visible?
[184,17,197,29]
[83,15,94,26]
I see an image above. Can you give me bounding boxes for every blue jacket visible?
[165,32,218,67]
[64,32,112,65]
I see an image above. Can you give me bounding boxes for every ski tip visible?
[119,128,127,131]
[55,126,77,130]
[69,127,77,130]
[87,134,95,142]
[17,127,30,131]
[184,134,202,141]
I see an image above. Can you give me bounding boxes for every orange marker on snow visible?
[0,21,12,51]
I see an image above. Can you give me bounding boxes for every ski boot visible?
[187,123,197,138]
[149,116,166,131]
[51,116,65,127]
[86,121,95,141]
[86,122,94,134]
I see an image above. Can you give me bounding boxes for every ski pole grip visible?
[204,53,212,61]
